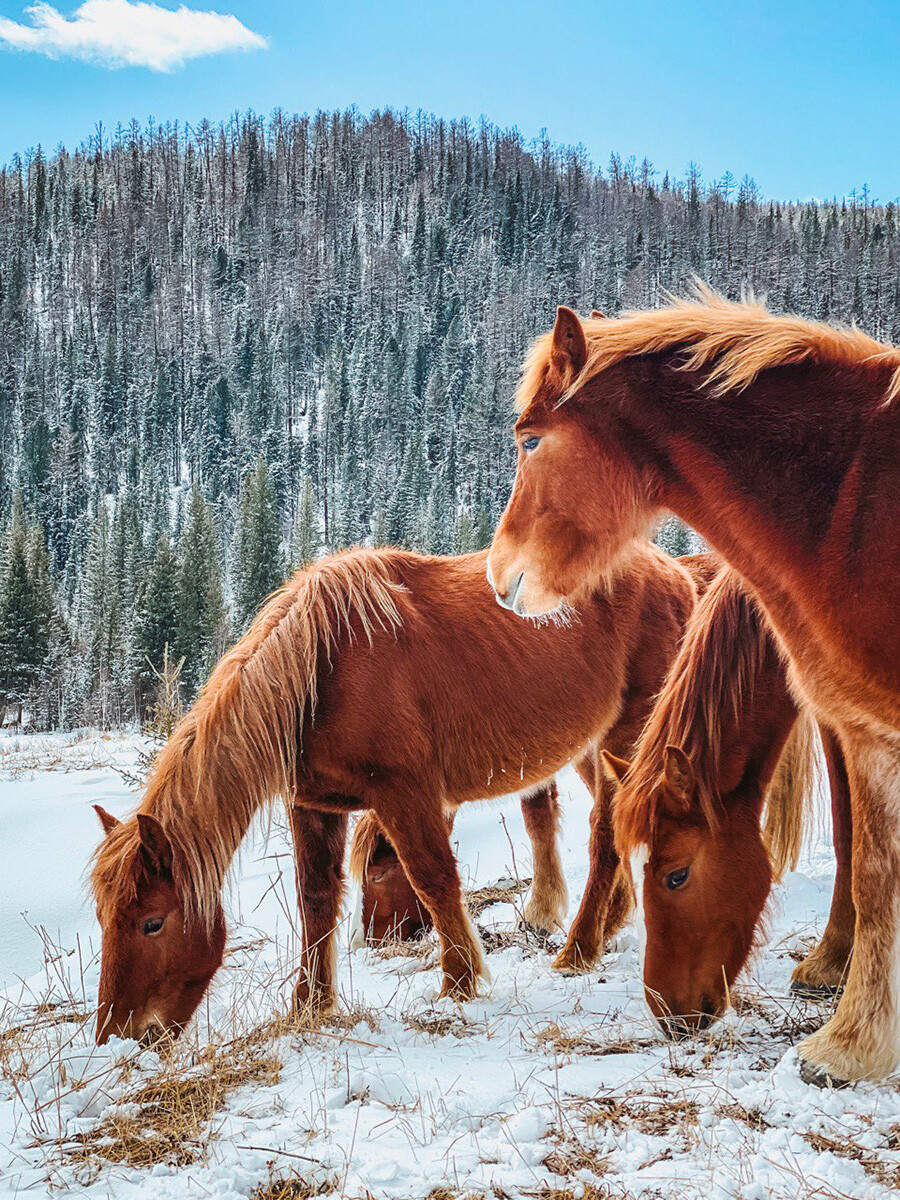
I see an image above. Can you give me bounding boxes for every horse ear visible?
[93,804,121,836]
[552,306,588,375]
[600,750,632,785]
[590,309,606,320]
[136,814,173,874]
[663,745,695,809]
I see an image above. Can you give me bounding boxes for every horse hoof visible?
[790,980,842,1002]
[552,952,592,976]
[798,1056,851,1089]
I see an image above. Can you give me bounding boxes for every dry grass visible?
[62,1040,281,1170]
[543,1135,609,1178]
[250,1171,338,1199]
[535,1022,656,1059]
[465,877,531,918]
[801,1131,900,1192]
[575,1094,700,1139]
[403,1011,485,1039]
[522,1185,621,1200]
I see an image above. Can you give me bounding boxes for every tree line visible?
[0,108,896,727]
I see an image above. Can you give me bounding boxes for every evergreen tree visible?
[232,458,284,630]
[291,476,319,568]
[0,497,48,720]
[175,487,226,696]
[134,534,180,710]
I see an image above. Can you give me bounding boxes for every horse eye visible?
[143,917,165,935]
[522,435,541,452]
[665,867,690,890]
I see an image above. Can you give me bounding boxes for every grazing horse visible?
[349,780,571,945]
[605,565,852,1032]
[487,289,899,1082]
[349,553,840,991]
[91,544,695,1044]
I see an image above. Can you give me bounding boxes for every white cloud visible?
[0,0,267,72]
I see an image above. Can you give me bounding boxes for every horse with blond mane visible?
[603,565,853,1033]
[345,555,851,1008]
[91,543,696,1044]
[488,289,897,1083]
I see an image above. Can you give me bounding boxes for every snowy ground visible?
[1,731,899,1199]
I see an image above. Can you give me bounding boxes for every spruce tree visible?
[176,487,227,696]
[291,476,319,568]
[0,498,47,720]
[232,458,284,631]
[134,534,180,711]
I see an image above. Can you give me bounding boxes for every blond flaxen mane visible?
[518,285,900,410]
[615,568,813,871]
[92,549,405,930]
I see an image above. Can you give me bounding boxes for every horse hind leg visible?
[289,805,348,1021]
[373,797,487,1000]
[791,727,855,998]
[519,780,568,935]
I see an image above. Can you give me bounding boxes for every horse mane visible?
[518,284,900,411]
[348,811,385,883]
[760,709,817,880]
[92,549,406,930]
[614,567,773,849]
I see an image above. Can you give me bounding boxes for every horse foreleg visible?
[289,805,348,1020]
[374,800,487,1000]
[519,780,568,934]
[554,752,625,973]
[791,726,855,997]
[797,734,900,1085]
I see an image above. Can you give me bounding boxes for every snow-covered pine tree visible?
[231,457,284,631]
[175,487,227,698]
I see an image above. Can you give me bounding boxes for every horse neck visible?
[608,359,898,632]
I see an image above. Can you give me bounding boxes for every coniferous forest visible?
[1,107,898,728]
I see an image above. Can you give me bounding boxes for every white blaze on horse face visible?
[630,847,649,978]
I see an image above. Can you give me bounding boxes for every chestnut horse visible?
[604,565,853,1033]
[348,555,844,994]
[487,289,898,1082]
[91,543,695,1043]
[348,780,568,945]
[348,552,721,952]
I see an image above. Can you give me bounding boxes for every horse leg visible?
[373,799,486,999]
[520,781,568,934]
[288,805,348,1019]
[797,734,900,1084]
[553,750,626,973]
[791,727,855,997]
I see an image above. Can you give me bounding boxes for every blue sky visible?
[0,0,898,201]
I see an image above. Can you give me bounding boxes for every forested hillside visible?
[1,108,898,727]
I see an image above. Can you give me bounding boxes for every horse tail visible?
[762,708,818,880]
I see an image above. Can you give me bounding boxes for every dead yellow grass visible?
[801,1131,900,1192]
[465,878,530,918]
[535,1022,655,1059]
[250,1172,338,1200]
[63,1043,281,1170]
